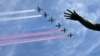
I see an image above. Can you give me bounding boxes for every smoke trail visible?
[0,15,42,21]
[0,29,61,40]
[0,9,36,16]
[0,35,67,46]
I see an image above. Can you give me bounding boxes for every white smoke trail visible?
[0,15,42,21]
[0,9,36,16]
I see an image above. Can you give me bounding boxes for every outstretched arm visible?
[64,9,100,31]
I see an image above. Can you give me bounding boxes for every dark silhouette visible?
[56,23,62,28]
[64,9,100,31]
[43,12,48,18]
[68,33,73,38]
[48,17,54,23]
[61,27,67,33]
[37,6,42,12]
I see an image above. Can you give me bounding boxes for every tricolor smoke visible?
[0,8,68,46]
[0,35,67,46]
[0,29,61,40]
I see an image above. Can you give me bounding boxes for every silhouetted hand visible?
[64,9,82,21]
[64,9,100,31]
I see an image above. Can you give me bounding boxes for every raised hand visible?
[64,9,100,31]
[64,9,82,21]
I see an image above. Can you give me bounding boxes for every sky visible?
[0,0,100,56]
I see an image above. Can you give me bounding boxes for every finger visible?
[67,9,73,14]
[73,10,76,13]
[64,15,70,17]
[64,12,71,15]
[66,18,74,20]
[64,12,67,14]
[64,15,70,18]
[66,18,71,20]
[64,12,70,14]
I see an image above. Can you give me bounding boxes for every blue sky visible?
[0,0,100,56]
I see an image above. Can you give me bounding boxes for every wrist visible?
[77,16,83,21]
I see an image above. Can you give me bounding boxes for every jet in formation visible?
[68,33,73,38]
[56,23,62,28]
[43,12,48,18]
[37,6,73,38]
[48,17,54,23]
[37,6,42,12]
[61,28,67,33]
[37,6,48,18]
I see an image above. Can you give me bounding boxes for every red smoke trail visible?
[0,35,67,46]
[0,29,61,40]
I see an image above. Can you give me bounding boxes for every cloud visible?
[84,40,100,56]
[7,45,16,56]
[0,0,21,11]
[52,0,100,56]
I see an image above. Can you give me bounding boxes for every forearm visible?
[77,17,99,31]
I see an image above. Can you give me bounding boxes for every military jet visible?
[61,28,67,33]
[37,6,42,12]
[43,12,48,18]
[68,33,73,38]
[48,17,54,23]
[56,23,62,28]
